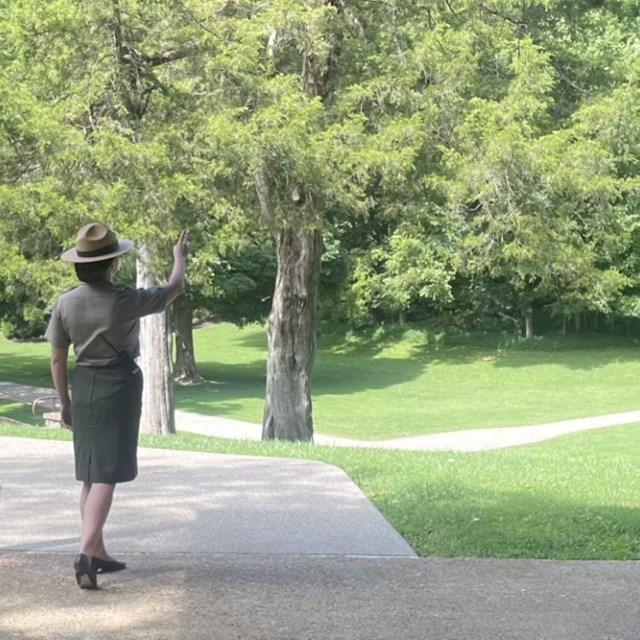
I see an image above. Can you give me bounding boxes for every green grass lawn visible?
[180,324,640,438]
[2,421,638,560]
[3,324,640,439]
[4,324,638,560]
[0,399,40,425]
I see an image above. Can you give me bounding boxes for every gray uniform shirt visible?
[45,282,167,366]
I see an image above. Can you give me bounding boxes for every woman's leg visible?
[80,482,112,560]
[79,482,115,558]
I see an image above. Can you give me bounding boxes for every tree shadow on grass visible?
[318,327,640,371]
[0,353,52,388]
[175,377,263,416]
[176,350,431,416]
[180,326,640,420]
[491,347,640,372]
[225,323,485,365]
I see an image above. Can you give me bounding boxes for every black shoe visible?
[92,557,127,573]
[74,553,98,589]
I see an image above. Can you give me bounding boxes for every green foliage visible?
[344,219,455,325]
[195,245,277,325]
[2,0,640,337]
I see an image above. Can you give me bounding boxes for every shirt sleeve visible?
[44,300,71,349]
[125,286,167,318]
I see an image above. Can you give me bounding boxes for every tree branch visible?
[142,45,195,67]
[253,168,277,229]
[480,3,526,29]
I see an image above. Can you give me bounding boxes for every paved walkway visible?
[0,437,413,557]
[2,380,639,451]
[176,408,640,452]
[2,552,638,640]
[2,380,640,638]
[1,436,638,640]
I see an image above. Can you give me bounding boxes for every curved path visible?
[2,380,639,451]
[178,408,640,452]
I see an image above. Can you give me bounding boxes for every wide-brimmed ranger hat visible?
[60,222,134,263]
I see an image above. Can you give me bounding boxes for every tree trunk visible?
[525,312,534,339]
[262,227,323,442]
[137,243,175,434]
[258,0,342,442]
[173,297,203,385]
[574,312,582,332]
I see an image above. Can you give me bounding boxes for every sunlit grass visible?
[3,324,640,439]
[5,325,638,559]
[180,324,640,438]
[0,399,40,426]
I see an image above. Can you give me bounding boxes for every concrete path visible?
[2,552,638,640]
[2,437,640,639]
[3,381,640,638]
[177,408,640,452]
[3,379,639,452]
[0,437,413,557]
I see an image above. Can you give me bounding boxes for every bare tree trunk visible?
[262,227,323,442]
[525,312,534,339]
[137,243,175,434]
[173,297,203,385]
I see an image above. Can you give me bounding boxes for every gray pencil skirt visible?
[71,364,143,484]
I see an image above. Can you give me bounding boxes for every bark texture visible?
[173,298,203,385]
[262,227,323,442]
[137,243,175,434]
[258,0,343,441]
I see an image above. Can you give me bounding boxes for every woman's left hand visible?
[60,402,72,430]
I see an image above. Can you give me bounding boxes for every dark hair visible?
[74,258,115,284]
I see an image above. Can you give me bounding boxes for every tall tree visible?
[236,0,434,439]
[447,3,640,336]
[0,0,206,432]
[185,0,371,440]
[255,1,341,441]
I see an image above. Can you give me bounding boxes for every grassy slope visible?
[3,324,640,439]
[181,324,640,439]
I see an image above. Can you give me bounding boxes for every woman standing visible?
[45,222,189,589]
